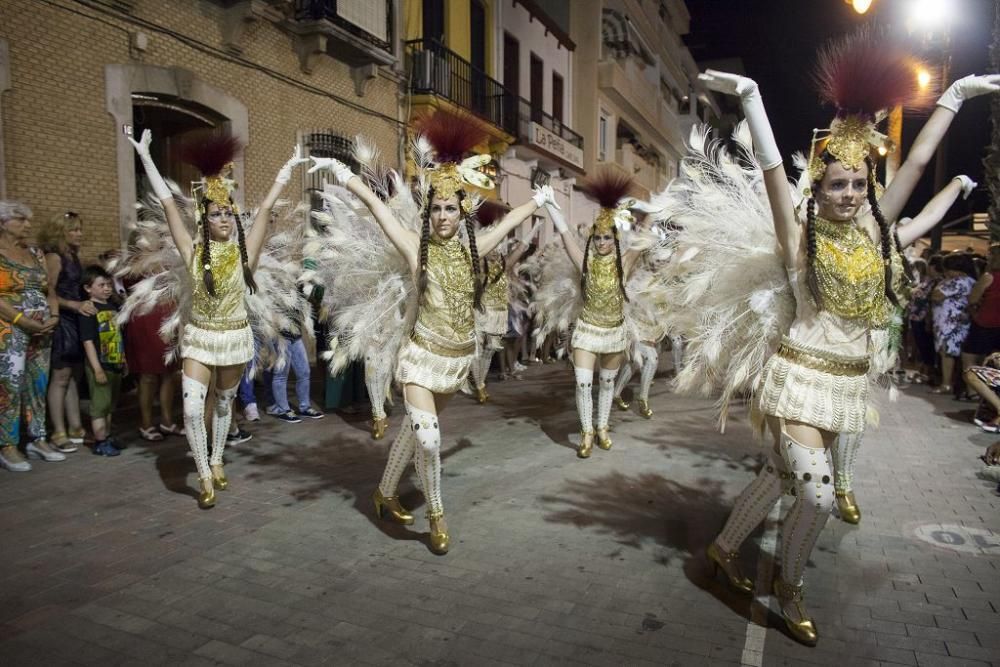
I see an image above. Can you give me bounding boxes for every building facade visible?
[570,0,718,225]
[0,0,404,259]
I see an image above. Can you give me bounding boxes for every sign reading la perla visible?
[530,123,584,169]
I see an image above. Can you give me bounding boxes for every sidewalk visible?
[0,361,997,666]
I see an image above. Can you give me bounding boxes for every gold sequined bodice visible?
[581,253,624,328]
[812,218,890,328]
[482,259,508,311]
[415,237,475,345]
[190,241,248,326]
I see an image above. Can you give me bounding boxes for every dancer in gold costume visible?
[661,32,999,646]
[310,112,554,554]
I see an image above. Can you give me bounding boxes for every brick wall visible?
[0,0,403,261]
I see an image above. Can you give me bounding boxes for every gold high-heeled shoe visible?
[427,510,450,555]
[198,477,216,509]
[706,542,753,594]
[577,430,594,459]
[614,396,629,410]
[835,491,861,524]
[372,487,414,525]
[371,417,389,440]
[637,399,653,419]
[476,385,489,404]
[773,578,818,647]
[596,427,612,450]
[210,464,228,491]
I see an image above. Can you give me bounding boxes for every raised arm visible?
[542,199,585,273]
[309,156,418,270]
[128,130,193,266]
[880,75,1000,222]
[476,186,550,256]
[245,145,309,268]
[699,70,797,268]
[503,240,529,272]
[897,175,975,248]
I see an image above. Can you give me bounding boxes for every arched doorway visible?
[105,64,249,246]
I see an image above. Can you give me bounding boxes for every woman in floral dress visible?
[931,253,977,393]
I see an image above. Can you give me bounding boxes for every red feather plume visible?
[580,168,637,209]
[815,29,926,118]
[476,199,507,227]
[177,134,244,177]
[414,110,488,164]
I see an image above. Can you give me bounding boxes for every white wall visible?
[498,0,572,118]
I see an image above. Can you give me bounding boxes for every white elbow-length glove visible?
[937,74,1000,113]
[127,129,172,201]
[308,156,356,186]
[699,69,782,170]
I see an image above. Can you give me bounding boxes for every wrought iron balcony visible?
[405,39,517,136]
[514,98,583,149]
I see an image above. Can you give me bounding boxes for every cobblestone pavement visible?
[1,360,998,666]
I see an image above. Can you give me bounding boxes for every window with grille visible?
[305,132,357,209]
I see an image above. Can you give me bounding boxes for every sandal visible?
[49,431,79,454]
[158,424,185,437]
[139,427,164,442]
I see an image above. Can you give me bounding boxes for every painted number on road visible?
[913,523,1000,555]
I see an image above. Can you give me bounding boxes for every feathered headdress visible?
[807,30,925,187]
[177,134,244,222]
[580,169,637,235]
[413,110,495,211]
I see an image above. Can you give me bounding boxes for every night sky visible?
[685,0,996,221]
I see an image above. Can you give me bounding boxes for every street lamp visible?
[906,0,954,32]
[916,66,932,90]
[846,0,874,14]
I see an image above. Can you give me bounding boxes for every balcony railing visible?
[295,0,393,52]
[405,39,517,136]
[514,97,583,149]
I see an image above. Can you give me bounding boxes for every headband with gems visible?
[191,164,240,224]
[805,114,894,193]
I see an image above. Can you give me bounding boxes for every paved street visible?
[1,360,998,666]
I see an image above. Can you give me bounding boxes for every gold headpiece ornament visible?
[807,30,925,190]
[178,135,244,224]
[580,169,637,236]
[416,110,495,213]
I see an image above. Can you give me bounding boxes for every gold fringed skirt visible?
[180,321,254,367]
[477,307,508,337]
[756,336,870,434]
[395,326,475,394]
[571,318,626,355]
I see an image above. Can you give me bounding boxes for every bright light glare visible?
[917,67,932,89]
[877,145,888,156]
[908,0,953,30]
[851,0,873,14]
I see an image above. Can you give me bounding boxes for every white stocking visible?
[779,434,835,585]
[365,350,391,420]
[670,335,685,372]
[471,346,494,389]
[638,343,658,401]
[574,366,594,432]
[613,362,634,398]
[210,384,238,466]
[832,430,863,494]
[716,449,786,553]
[182,375,210,480]
[378,415,415,497]
[596,368,618,429]
[407,403,443,516]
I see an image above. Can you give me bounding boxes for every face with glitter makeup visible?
[814,160,869,223]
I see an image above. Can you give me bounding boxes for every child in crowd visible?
[80,265,125,456]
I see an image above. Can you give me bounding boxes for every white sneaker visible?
[513,362,527,372]
[244,403,260,422]
[25,440,66,462]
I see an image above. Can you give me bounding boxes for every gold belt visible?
[579,315,625,328]
[411,331,474,358]
[775,338,869,377]
[190,318,249,332]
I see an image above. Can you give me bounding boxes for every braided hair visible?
[579,235,592,294]
[863,156,900,307]
[233,213,258,294]
[417,186,483,311]
[805,196,821,309]
[200,201,216,297]
[200,199,258,297]
[612,227,629,303]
